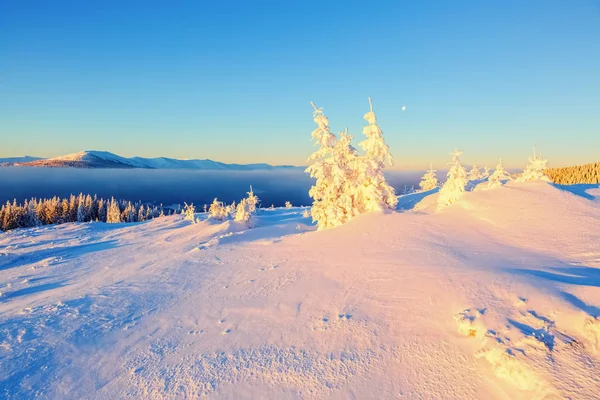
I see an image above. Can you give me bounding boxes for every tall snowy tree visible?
[519,147,549,182]
[437,149,468,210]
[106,198,122,223]
[419,163,439,191]
[488,158,511,188]
[305,102,342,230]
[356,98,398,212]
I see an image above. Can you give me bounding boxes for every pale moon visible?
[402,106,406,111]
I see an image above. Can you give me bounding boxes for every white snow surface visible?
[1,182,600,399]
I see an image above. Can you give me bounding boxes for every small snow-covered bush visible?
[488,159,511,189]
[518,147,549,182]
[419,164,439,191]
[285,201,292,208]
[302,209,310,218]
[437,149,468,210]
[183,202,196,222]
[208,198,228,221]
[234,186,260,228]
[467,164,482,181]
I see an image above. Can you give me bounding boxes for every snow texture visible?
[1,182,600,399]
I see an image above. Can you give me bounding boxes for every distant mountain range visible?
[0,151,300,171]
[0,156,44,164]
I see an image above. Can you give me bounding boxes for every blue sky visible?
[1,0,599,169]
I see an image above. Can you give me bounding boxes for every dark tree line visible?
[0,194,170,232]
[546,162,600,185]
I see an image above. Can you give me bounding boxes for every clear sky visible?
[1,0,599,170]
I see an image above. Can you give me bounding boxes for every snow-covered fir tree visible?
[481,166,490,178]
[487,158,511,188]
[356,98,398,212]
[285,201,292,208]
[305,102,343,230]
[302,208,310,218]
[234,199,253,228]
[183,202,196,222]
[437,149,468,210]
[245,186,259,214]
[419,163,439,191]
[107,198,122,223]
[519,147,549,182]
[227,201,237,216]
[468,164,482,181]
[208,198,228,221]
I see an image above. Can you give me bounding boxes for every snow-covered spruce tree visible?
[481,166,490,179]
[488,158,511,189]
[437,149,468,210]
[519,147,549,182]
[107,197,122,223]
[234,199,253,228]
[356,98,397,212]
[208,198,228,221]
[183,202,196,222]
[227,200,237,217]
[245,186,259,214]
[419,163,439,191]
[305,102,342,230]
[467,164,482,181]
[285,201,292,208]
[302,208,310,218]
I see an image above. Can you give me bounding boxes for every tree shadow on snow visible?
[509,265,600,318]
[0,240,122,272]
[510,266,600,288]
[551,183,599,200]
[396,188,439,212]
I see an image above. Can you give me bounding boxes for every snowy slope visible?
[1,182,600,399]
[5,150,299,170]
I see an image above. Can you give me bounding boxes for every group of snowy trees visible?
[200,186,260,227]
[546,162,600,185]
[433,147,550,210]
[0,194,166,232]
[305,99,397,230]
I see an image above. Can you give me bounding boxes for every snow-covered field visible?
[1,181,599,399]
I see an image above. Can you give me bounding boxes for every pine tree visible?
[419,163,439,191]
[208,198,228,221]
[467,164,482,181]
[488,158,511,188]
[183,202,196,222]
[356,98,398,212]
[305,102,341,230]
[519,146,549,182]
[481,166,490,179]
[77,201,86,222]
[107,198,121,223]
[438,149,468,210]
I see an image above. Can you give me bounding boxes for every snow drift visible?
[0,181,599,399]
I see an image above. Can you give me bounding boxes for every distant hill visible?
[1,150,300,171]
[0,156,44,164]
